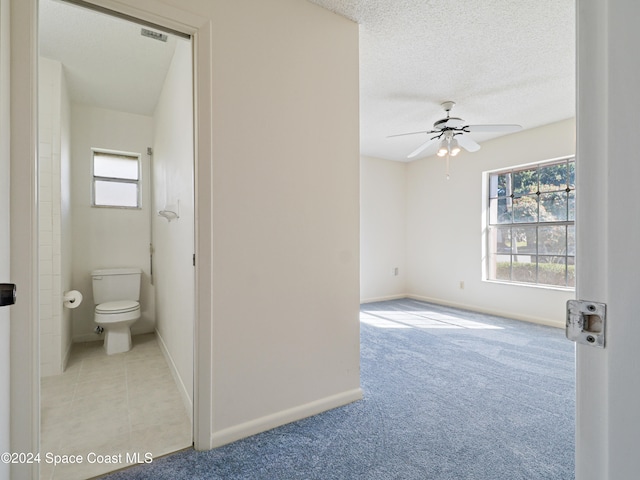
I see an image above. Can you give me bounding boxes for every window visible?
[92,150,141,208]
[486,157,575,288]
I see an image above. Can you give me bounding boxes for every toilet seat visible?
[94,301,141,327]
[95,300,139,314]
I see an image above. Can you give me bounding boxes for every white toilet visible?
[91,267,142,355]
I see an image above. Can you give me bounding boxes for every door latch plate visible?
[566,300,606,348]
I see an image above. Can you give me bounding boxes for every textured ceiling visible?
[39,0,182,116]
[309,0,575,161]
[39,0,575,162]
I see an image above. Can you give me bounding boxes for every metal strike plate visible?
[566,300,606,348]
[0,283,16,307]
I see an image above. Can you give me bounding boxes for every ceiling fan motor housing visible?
[434,117,464,129]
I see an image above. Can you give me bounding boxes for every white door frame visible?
[576,0,640,478]
[10,1,214,477]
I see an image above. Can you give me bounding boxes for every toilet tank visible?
[91,268,142,304]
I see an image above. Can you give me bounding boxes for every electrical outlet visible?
[459,281,464,290]
[393,267,399,276]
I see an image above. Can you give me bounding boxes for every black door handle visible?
[0,283,16,306]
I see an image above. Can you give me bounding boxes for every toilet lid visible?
[96,300,139,314]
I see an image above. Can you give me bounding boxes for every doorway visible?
[38,1,194,478]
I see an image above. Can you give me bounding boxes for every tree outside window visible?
[487,157,575,288]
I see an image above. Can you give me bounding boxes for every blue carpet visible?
[102,299,575,479]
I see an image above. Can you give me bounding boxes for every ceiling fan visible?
[390,101,522,159]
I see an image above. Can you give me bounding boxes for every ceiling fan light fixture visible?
[449,137,461,156]
[437,139,448,157]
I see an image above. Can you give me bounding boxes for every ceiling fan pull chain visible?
[445,153,450,180]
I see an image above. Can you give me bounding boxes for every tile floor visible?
[40,334,192,480]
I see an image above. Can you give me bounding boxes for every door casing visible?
[9,1,215,478]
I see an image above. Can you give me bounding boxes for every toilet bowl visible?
[95,300,141,355]
[91,268,142,355]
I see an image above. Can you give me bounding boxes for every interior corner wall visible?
[406,118,576,327]
[360,155,407,303]
[70,104,155,341]
[152,38,194,412]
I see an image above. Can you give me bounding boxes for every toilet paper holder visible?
[63,290,83,309]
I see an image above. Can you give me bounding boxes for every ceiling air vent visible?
[141,28,168,42]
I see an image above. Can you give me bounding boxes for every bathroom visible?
[38,1,194,478]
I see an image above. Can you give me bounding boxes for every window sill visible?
[483,278,575,293]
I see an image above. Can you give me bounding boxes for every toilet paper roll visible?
[63,290,83,309]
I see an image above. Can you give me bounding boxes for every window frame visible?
[91,148,142,209]
[484,155,576,290]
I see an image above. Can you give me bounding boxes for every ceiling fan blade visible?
[465,124,522,133]
[407,136,440,159]
[456,134,481,152]
[388,130,437,138]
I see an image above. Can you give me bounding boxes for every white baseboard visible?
[155,329,193,422]
[62,339,73,371]
[405,294,565,329]
[360,293,408,304]
[211,388,363,448]
[72,332,103,344]
[72,327,153,344]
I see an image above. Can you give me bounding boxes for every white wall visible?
[38,57,72,376]
[406,118,576,327]
[152,39,194,414]
[203,0,361,444]
[360,155,406,302]
[70,104,155,341]
[0,0,11,474]
[60,58,72,364]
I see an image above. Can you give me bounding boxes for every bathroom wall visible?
[70,104,155,341]
[39,57,72,376]
[152,39,194,413]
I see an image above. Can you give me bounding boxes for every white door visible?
[8,0,39,478]
[576,0,640,478]
[1,1,12,478]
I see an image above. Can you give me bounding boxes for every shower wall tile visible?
[40,56,71,377]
